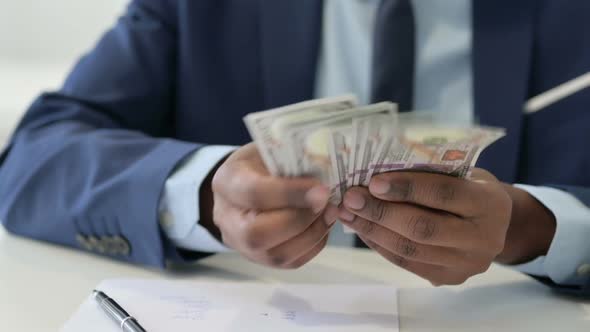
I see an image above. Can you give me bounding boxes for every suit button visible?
[96,241,107,254]
[101,236,117,255]
[76,234,92,251]
[577,264,590,277]
[113,236,131,256]
[87,236,100,252]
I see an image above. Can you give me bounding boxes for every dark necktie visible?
[370,0,416,111]
[356,0,416,249]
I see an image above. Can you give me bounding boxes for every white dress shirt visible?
[159,0,590,286]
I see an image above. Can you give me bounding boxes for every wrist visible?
[495,184,556,265]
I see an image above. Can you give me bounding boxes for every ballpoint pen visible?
[524,71,590,114]
[93,290,148,332]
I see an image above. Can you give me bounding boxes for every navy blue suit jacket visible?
[1,1,589,295]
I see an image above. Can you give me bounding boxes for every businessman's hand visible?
[338,169,523,286]
[209,143,338,268]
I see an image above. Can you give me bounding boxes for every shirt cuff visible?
[159,145,238,253]
[511,184,590,286]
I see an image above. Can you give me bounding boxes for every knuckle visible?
[430,272,469,286]
[267,253,289,267]
[388,254,408,268]
[212,205,224,225]
[450,275,470,285]
[431,182,456,204]
[211,172,224,194]
[479,184,511,216]
[472,168,497,181]
[481,232,506,255]
[211,162,234,194]
[388,232,402,251]
[370,199,388,223]
[212,203,232,235]
[492,238,506,255]
[492,190,513,218]
[244,189,262,207]
[219,232,232,248]
[236,176,263,206]
[477,185,501,209]
[359,219,377,236]
[407,214,437,241]
[397,237,418,258]
[429,276,447,287]
[436,275,465,286]
[241,225,264,251]
[473,261,492,274]
[389,177,414,200]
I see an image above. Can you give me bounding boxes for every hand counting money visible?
[244,95,505,205]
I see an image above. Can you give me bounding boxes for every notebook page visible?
[61,279,398,332]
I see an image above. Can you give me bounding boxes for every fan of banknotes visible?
[244,95,505,204]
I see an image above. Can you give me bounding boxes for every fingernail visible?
[343,191,365,210]
[370,179,390,195]
[339,209,356,222]
[305,186,330,214]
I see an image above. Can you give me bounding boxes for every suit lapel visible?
[259,0,324,109]
[472,0,535,182]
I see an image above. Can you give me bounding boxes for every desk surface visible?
[1,228,588,331]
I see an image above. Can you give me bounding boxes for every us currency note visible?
[347,103,398,187]
[365,135,396,185]
[352,112,398,187]
[243,95,357,176]
[348,117,366,188]
[283,102,399,178]
[283,117,352,185]
[372,125,506,178]
[328,124,353,204]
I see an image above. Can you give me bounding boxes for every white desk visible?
[0,228,588,331]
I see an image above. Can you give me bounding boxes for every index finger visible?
[214,162,329,210]
[368,171,491,217]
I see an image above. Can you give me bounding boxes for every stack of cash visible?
[244,95,505,204]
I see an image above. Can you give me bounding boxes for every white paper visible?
[61,279,398,332]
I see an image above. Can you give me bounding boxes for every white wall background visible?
[0,0,127,144]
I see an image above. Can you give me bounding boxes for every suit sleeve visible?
[0,0,210,268]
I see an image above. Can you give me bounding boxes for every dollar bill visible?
[347,117,365,188]
[283,117,352,184]
[328,124,353,204]
[347,103,398,187]
[351,112,398,187]
[243,95,357,176]
[282,102,399,178]
[244,97,507,234]
[372,125,506,178]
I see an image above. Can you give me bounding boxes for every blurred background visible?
[0,0,126,145]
